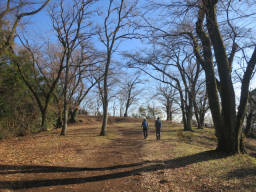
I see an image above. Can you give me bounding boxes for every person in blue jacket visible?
[141,118,149,139]
[155,117,162,140]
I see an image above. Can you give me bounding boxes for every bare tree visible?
[95,64,118,117]
[146,104,162,119]
[193,1,256,153]
[193,83,209,129]
[67,49,102,123]
[119,76,141,117]
[156,85,178,121]
[126,45,201,131]
[162,0,256,152]
[68,77,100,123]
[111,100,118,116]
[140,0,256,153]
[117,90,126,117]
[0,0,50,54]
[138,106,146,118]
[14,40,64,131]
[96,0,139,136]
[49,0,94,135]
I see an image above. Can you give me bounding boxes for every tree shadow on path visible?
[226,167,256,179]
[0,162,147,175]
[0,150,227,190]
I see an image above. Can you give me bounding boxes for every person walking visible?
[141,118,149,139]
[155,117,162,140]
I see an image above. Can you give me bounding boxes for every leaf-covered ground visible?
[0,116,256,192]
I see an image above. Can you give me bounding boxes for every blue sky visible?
[23,0,162,117]
[16,0,256,120]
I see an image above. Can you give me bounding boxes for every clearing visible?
[0,116,256,192]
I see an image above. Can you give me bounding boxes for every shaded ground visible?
[0,116,256,192]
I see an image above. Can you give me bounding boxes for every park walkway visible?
[1,117,252,192]
[0,119,177,192]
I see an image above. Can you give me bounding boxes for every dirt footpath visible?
[0,119,179,192]
[2,118,253,192]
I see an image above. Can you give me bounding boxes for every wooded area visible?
[1,0,256,153]
[1,1,256,191]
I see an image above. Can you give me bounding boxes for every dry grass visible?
[138,122,256,192]
[0,116,256,192]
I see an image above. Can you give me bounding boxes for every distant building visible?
[245,89,256,137]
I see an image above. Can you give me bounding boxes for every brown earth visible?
[0,116,256,192]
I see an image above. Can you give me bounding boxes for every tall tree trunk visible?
[195,4,228,152]
[192,1,256,153]
[196,116,202,129]
[244,112,252,137]
[124,90,132,117]
[185,114,192,131]
[197,122,202,130]
[61,104,68,136]
[124,102,129,117]
[178,88,188,131]
[61,58,70,136]
[55,112,63,129]
[169,111,173,121]
[184,93,193,131]
[69,108,78,123]
[100,54,110,136]
[184,104,193,131]
[204,1,240,153]
[100,96,108,136]
[181,108,187,131]
[193,101,201,129]
[124,101,129,116]
[119,106,122,117]
[234,47,256,153]
[40,109,47,131]
[199,112,205,129]
[166,100,170,120]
